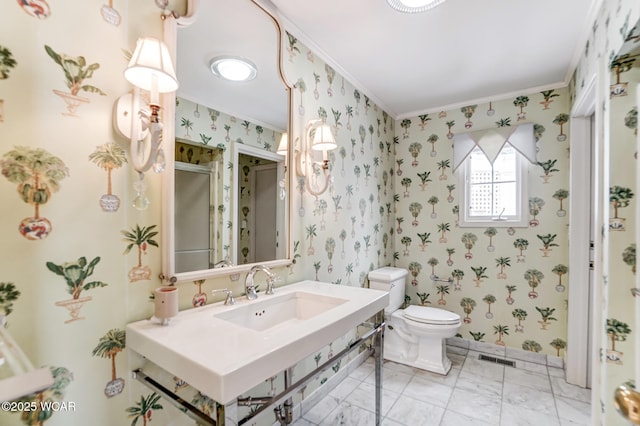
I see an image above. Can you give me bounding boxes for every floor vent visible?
[478,354,516,368]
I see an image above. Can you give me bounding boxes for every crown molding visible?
[273,13,400,119]
[396,81,568,120]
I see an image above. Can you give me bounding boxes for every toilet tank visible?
[368,267,408,313]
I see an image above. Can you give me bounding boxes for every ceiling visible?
[176,0,597,131]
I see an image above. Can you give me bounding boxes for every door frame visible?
[232,143,286,265]
[249,162,278,263]
[174,161,218,272]
[635,82,640,389]
[567,73,597,388]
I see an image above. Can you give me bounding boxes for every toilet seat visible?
[402,305,460,325]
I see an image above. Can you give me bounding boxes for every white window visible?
[458,143,528,227]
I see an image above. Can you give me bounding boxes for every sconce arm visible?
[306,163,332,198]
[130,108,163,174]
[114,89,163,174]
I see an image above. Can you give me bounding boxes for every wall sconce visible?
[114,37,178,210]
[295,120,337,197]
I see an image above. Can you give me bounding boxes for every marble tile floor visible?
[291,347,591,426]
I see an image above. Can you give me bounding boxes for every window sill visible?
[458,219,528,228]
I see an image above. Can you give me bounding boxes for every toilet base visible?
[384,336,452,375]
[383,311,459,376]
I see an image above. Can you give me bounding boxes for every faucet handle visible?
[265,276,275,295]
[265,276,282,295]
[212,288,236,305]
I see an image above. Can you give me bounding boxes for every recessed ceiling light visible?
[209,56,257,82]
[387,0,447,13]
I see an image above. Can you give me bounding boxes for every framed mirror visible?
[162,0,292,282]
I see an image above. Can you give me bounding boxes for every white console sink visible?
[214,291,348,332]
[126,280,388,404]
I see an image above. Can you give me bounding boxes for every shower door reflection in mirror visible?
[174,143,224,273]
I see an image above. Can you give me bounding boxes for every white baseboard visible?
[447,338,564,368]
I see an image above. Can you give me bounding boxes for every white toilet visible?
[369,267,461,375]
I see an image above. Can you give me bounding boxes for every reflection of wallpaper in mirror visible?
[173,96,284,273]
[174,140,223,165]
[238,154,278,264]
[175,97,282,152]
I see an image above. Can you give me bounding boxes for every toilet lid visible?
[403,305,460,325]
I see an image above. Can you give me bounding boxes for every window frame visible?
[457,145,529,228]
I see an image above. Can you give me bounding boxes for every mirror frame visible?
[160,0,293,283]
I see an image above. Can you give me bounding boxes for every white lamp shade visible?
[124,37,178,93]
[277,133,288,155]
[311,124,337,151]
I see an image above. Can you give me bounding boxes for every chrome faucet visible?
[244,264,276,299]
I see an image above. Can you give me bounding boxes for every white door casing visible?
[568,72,597,389]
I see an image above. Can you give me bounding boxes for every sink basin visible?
[126,280,388,404]
[214,291,347,331]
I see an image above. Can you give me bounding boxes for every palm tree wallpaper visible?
[92,328,126,397]
[175,97,282,153]
[88,142,127,212]
[395,91,572,359]
[126,392,163,426]
[121,224,159,282]
[596,43,640,421]
[0,0,638,425]
[47,255,108,323]
[0,146,69,240]
[0,282,20,316]
[43,44,106,117]
[18,366,73,426]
